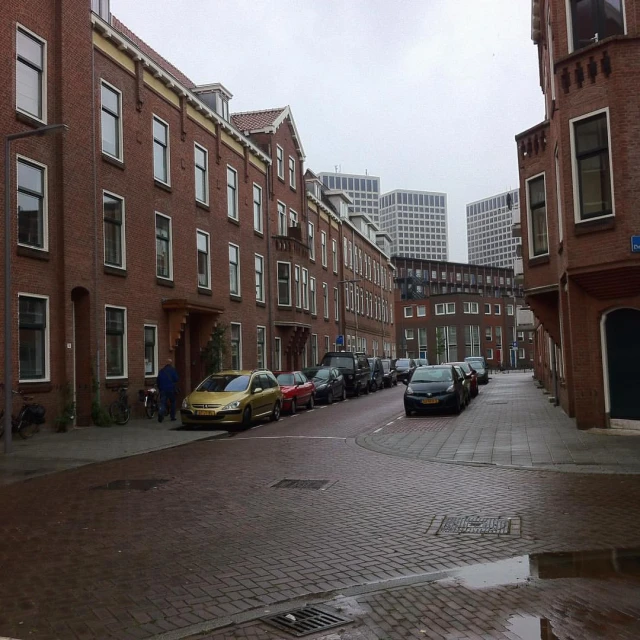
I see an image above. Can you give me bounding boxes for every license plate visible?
[422,398,438,405]
[196,410,215,416]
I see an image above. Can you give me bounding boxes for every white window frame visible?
[526,171,550,258]
[102,190,126,269]
[100,80,123,161]
[289,156,296,188]
[323,283,329,319]
[334,288,339,321]
[256,326,266,369]
[507,304,514,316]
[277,261,291,307]
[196,229,211,289]
[569,107,615,224]
[494,304,501,315]
[255,253,265,303]
[486,327,493,342]
[310,276,317,315]
[16,24,47,123]
[194,143,209,205]
[152,114,170,185]
[332,239,338,273]
[321,231,327,267]
[144,324,158,378]
[18,292,50,382]
[253,182,263,233]
[484,303,491,315]
[404,306,413,318]
[276,145,284,179]
[308,221,315,261]
[565,0,627,54]
[435,303,445,316]
[104,304,128,380]
[274,336,282,370]
[277,201,287,236]
[417,305,426,317]
[446,303,456,315]
[487,347,494,360]
[229,242,241,296]
[302,268,309,310]
[294,265,301,308]
[227,165,238,221]
[230,322,242,370]
[16,154,48,252]
[405,329,414,341]
[155,212,173,280]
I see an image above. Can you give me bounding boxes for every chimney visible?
[192,83,233,122]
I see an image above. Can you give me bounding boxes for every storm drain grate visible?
[263,605,351,637]
[428,515,521,536]
[93,478,170,491]
[271,478,331,490]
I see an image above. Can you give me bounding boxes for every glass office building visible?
[318,172,380,225]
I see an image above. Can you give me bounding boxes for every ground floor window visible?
[144,324,157,377]
[106,306,127,378]
[230,323,242,369]
[311,334,318,367]
[436,326,457,363]
[274,337,282,370]
[19,294,48,381]
[257,326,266,369]
[464,325,481,357]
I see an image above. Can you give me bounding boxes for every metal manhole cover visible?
[263,605,351,637]
[271,479,332,490]
[428,515,521,536]
[93,478,170,491]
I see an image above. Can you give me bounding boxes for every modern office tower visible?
[466,189,521,268]
[379,190,448,260]
[318,172,380,225]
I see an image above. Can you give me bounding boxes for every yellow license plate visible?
[196,410,215,416]
[422,399,439,405]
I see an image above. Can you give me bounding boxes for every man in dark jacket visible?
[157,358,179,422]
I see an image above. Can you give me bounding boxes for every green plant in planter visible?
[54,383,76,433]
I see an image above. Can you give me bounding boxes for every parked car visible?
[367,357,385,392]
[449,361,479,398]
[275,371,315,413]
[415,358,429,367]
[302,366,346,404]
[181,369,282,429]
[394,357,417,384]
[381,358,398,388]
[320,352,370,396]
[453,364,471,407]
[403,364,466,416]
[465,357,489,384]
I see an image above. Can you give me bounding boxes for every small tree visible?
[203,324,228,374]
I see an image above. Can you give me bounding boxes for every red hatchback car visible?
[449,361,479,398]
[274,371,315,414]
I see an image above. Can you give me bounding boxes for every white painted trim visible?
[152,114,171,186]
[323,282,329,319]
[230,322,242,370]
[320,230,327,268]
[196,229,211,290]
[288,155,296,189]
[334,287,339,321]
[565,0,628,54]
[100,79,124,161]
[155,212,173,280]
[16,154,49,252]
[229,242,241,296]
[254,253,265,303]
[104,304,128,380]
[102,189,127,270]
[252,182,263,233]
[144,323,159,378]
[276,200,287,236]
[17,292,50,383]
[16,23,48,124]
[525,171,550,258]
[277,261,292,307]
[554,145,563,243]
[256,325,267,369]
[569,106,615,224]
[194,143,209,205]
[226,164,238,220]
[274,336,282,370]
[547,7,556,101]
[276,145,284,179]
[308,220,315,261]
[302,267,309,310]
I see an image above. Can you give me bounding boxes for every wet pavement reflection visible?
[507,616,558,640]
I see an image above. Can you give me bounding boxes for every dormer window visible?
[192,83,232,122]
[569,0,624,52]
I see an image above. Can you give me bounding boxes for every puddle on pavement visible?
[445,547,640,590]
[507,616,558,640]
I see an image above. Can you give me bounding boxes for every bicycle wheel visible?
[18,418,39,440]
[145,399,157,419]
[109,401,130,425]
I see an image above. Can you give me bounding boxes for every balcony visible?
[272,224,310,259]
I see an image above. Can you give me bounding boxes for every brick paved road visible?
[0,377,639,639]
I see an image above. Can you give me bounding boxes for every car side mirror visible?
[253,387,263,394]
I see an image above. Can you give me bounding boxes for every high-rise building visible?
[318,172,380,225]
[467,189,521,268]
[379,190,448,260]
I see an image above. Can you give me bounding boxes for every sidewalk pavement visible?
[0,418,226,485]
[357,372,640,474]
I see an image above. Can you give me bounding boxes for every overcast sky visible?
[113,0,544,263]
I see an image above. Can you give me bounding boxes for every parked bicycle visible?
[109,386,131,425]
[0,390,46,440]
[138,386,159,419]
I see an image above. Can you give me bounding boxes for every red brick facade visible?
[0,2,394,427]
[516,0,640,428]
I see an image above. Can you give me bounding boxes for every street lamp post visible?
[337,278,361,352]
[4,124,67,454]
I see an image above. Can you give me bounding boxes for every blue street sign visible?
[336,335,344,346]
[632,236,640,253]
[512,341,518,348]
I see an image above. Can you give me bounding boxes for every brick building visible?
[393,258,531,367]
[516,0,640,429]
[1,0,394,427]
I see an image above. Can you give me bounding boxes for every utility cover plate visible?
[428,515,521,536]
[93,478,170,491]
[263,605,351,637]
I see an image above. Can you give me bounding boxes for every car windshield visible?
[396,359,411,367]
[466,358,484,365]
[197,375,250,392]
[322,356,354,370]
[381,360,390,372]
[307,368,330,381]
[457,363,471,374]
[412,368,453,383]
[276,373,295,385]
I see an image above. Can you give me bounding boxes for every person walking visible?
[157,358,179,423]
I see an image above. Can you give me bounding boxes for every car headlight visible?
[446,384,454,392]
[181,399,189,409]
[406,386,414,395]
[221,400,241,411]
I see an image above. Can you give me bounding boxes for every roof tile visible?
[231,108,287,132]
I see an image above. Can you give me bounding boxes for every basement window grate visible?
[271,479,331,490]
[93,478,170,491]
[263,605,351,637]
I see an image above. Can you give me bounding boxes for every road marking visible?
[373,427,384,433]
[386,421,394,426]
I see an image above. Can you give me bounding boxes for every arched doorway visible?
[604,308,640,421]
[71,287,92,426]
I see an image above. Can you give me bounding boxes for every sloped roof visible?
[231,108,288,133]
[111,16,196,89]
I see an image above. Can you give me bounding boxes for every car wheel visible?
[364,383,370,395]
[241,406,252,429]
[371,381,377,393]
[270,401,281,422]
[290,398,297,415]
[326,390,334,405]
[405,408,412,417]
[341,387,347,401]
[354,385,360,398]
[307,395,315,410]
[454,396,462,415]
